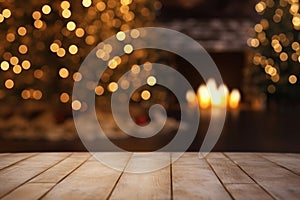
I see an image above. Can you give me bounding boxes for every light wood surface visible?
[0,152,299,199]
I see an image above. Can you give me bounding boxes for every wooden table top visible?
[0,152,299,199]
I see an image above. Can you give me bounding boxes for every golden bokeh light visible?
[2,9,11,18]
[62,9,71,18]
[60,92,70,103]
[96,2,106,11]
[147,76,157,86]
[66,21,76,31]
[130,29,140,38]
[21,90,31,99]
[21,60,31,70]
[19,45,28,54]
[141,90,151,100]
[5,79,14,89]
[82,0,92,8]
[61,1,70,9]
[124,44,133,54]
[279,52,288,61]
[0,14,4,23]
[6,33,15,42]
[108,82,118,92]
[42,5,51,15]
[17,27,27,36]
[50,43,60,52]
[85,35,95,45]
[116,31,126,41]
[73,72,82,82]
[255,2,266,13]
[34,19,43,29]
[68,44,78,54]
[75,28,85,37]
[59,68,69,78]
[33,90,42,100]
[34,69,44,79]
[1,61,9,71]
[72,100,82,110]
[289,75,297,84]
[95,85,104,96]
[131,64,140,74]
[120,79,130,89]
[13,65,22,74]
[32,11,41,20]
[10,56,19,65]
[57,48,66,57]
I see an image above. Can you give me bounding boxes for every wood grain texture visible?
[172,153,232,200]
[226,153,300,200]
[260,153,300,175]
[0,153,35,170]
[225,183,273,200]
[42,160,127,200]
[1,183,54,200]
[0,152,299,200]
[0,153,70,198]
[110,153,171,200]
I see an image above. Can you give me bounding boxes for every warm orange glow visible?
[17,27,27,36]
[1,61,9,71]
[289,75,297,84]
[33,90,42,100]
[5,79,14,89]
[124,44,133,54]
[13,65,22,74]
[59,68,69,78]
[197,85,211,109]
[95,86,104,96]
[72,100,82,110]
[42,5,51,15]
[186,90,197,106]
[68,44,78,54]
[60,93,70,103]
[141,90,151,100]
[21,60,31,70]
[229,89,241,109]
[147,76,156,86]
[73,72,82,82]
[108,82,118,92]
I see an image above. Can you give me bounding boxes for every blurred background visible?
[0,0,299,152]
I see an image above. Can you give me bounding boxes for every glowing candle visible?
[197,84,211,109]
[229,89,241,109]
[206,78,219,106]
[218,84,229,108]
[185,89,197,107]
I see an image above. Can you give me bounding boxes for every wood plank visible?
[0,153,35,170]
[0,153,70,198]
[30,153,90,183]
[172,153,231,200]
[42,155,128,200]
[1,183,54,200]
[110,153,171,200]
[226,153,300,200]
[260,153,300,175]
[225,183,273,200]
[206,156,253,184]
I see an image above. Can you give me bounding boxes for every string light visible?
[251,0,300,98]
[0,0,160,103]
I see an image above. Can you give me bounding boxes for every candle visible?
[229,89,241,109]
[197,84,210,109]
[185,89,198,107]
[218,84,229,108]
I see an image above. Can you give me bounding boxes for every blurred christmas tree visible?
[247,0,300,104]
[0,0,162,114]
